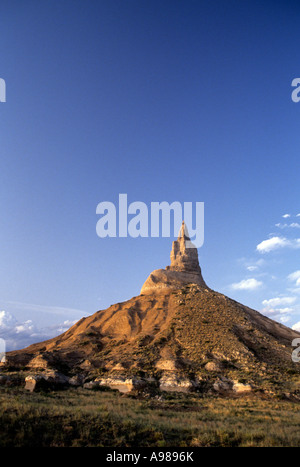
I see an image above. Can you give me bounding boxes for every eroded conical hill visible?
[5,222,300,395]
[7,284,300,388]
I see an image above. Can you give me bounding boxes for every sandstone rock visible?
[25,375,46,392]
[205,361,222,372]
[79,359,93,370]
[69,374,85,387]
[232,381,252,393]
[95,376,147,393]
[155,359,178,370]
[141,221,207,294]
[27,354,51,369]
[43,371,69,385]
[213,378,232,393]
[170,221,202,273]
[112,362,126,371]
[159,373,194,393]
[25,371,69,392]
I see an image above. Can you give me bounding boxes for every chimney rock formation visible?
[141,221,207,294]
[5,219,300,397]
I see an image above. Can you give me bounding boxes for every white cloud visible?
[261,299,297,324]
[0,310,17,328]
[231,278,263,291]
[246,266,258,271]
[261,307,293,316]
[15,320,34,334]
[0,310,79,351]
[244,258,265,272]
[53,320,78,334]
[276,307,294,313]
[288,270,300,286]
[256,236,300,253]
[292,321,300,332]
[257,236,289,253]
[280,316,290,324]
[262,296,297,307]
[261,298,298,325]
[282,214,291,218]
[275,223,300,229]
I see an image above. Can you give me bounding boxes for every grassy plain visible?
[0,387,300,447]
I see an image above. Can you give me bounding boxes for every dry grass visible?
[0,387,300,447]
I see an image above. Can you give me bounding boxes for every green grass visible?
[0,387,300,446]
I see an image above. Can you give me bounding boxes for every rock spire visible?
[169,221,201,273]
[140,221,207,294]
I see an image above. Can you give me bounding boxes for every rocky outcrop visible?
[69,374,85,387]
[155,359,178,370]
[93,375,147,393]
[205,361,223,372]
[212,378,233,393]
[25,371,69,392]
[20,369,255,395]
[232,381,252,393]
[141,221,207,294]
[27,353,52,369]
[159,373,195,392]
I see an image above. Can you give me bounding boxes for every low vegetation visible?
[0,387,300,447]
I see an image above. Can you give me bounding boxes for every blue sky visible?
[0,0,300,350]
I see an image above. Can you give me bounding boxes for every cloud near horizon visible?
[261,296,297,324]
[0,310,79,351]
[292,321,300,332]
[262,296,297,308]
[231,278,263,291]
[261,296,297,323]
